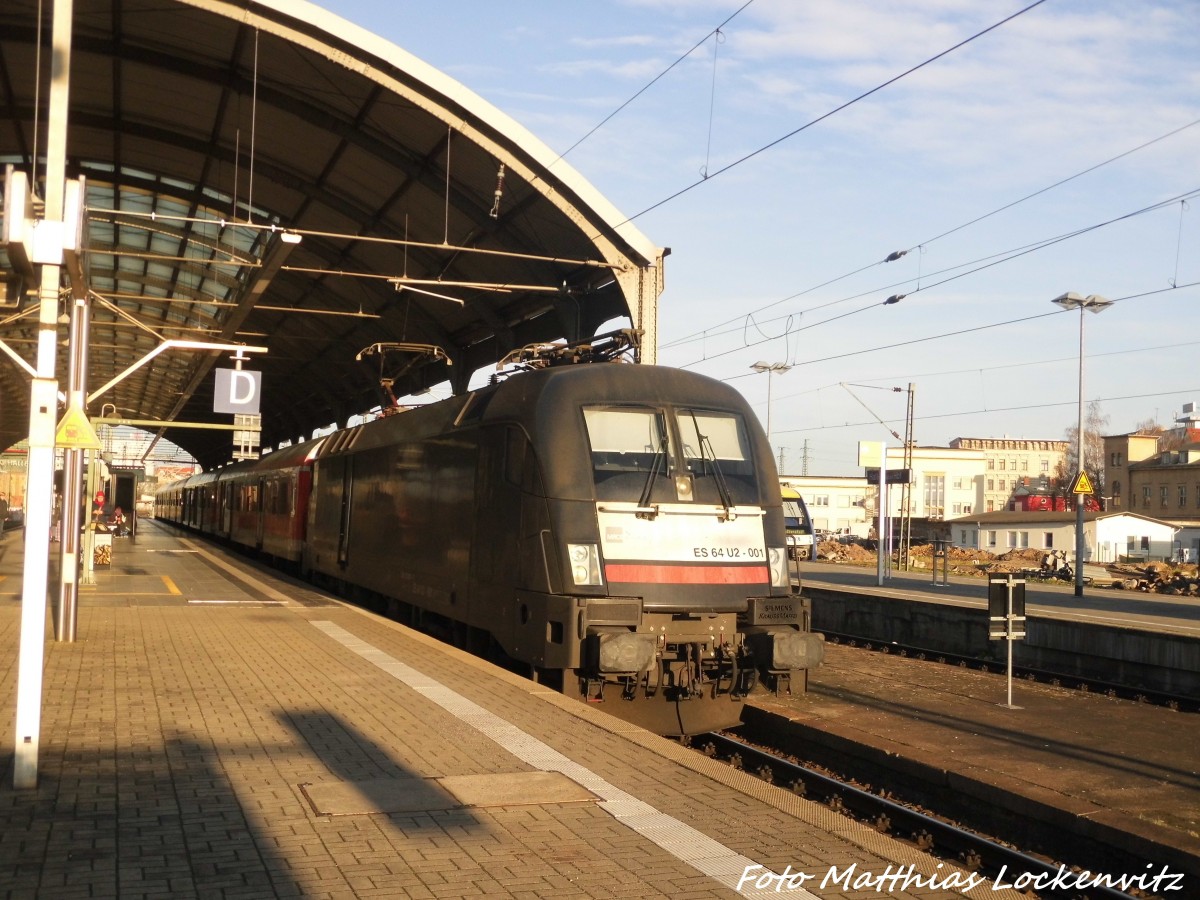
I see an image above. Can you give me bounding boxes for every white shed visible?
[946,510,1178,563]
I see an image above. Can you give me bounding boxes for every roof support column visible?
[14,0,73,790]
[615,253,664,364]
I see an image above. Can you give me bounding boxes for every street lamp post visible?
[750,361,791,451]
[1051,292,1112,597]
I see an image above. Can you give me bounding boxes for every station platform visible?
[2,522,1027,900]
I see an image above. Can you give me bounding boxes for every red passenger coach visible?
[155,439,323,569]
[221,438,323,566]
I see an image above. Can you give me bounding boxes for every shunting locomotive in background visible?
[156,336,824,735]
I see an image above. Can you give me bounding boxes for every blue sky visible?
[328,0,1199,475]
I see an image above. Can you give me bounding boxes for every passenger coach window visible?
[583,406,674,500]
[678,409,757,503]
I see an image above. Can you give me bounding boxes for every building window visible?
[1006,531,1018,548]
[987,478,994,491]
[987,500,995,512]
[1180,485,1188,507]
[1009,458,1018,471]
[1142,486,1151,507]
[963,505,972,514]
[1021,460,1029,471]
[924,475,945,518]
[1041,459,1050,473]
[811,494,829,506]
[987,458,995,470]
[998,459,1006,471]
[960,529,967,544]
[1160,486,1169,508]
[1043,532,1054,549]
[1112,479,1121,496]
[987,530,997,548]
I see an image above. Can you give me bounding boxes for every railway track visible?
[821,631,1199,713]
[692,731,1150,900]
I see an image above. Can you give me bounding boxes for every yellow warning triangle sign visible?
[1070,470,1094,495]
[55,405,102,449]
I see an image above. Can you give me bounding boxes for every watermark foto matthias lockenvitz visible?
[737,862,1185,894]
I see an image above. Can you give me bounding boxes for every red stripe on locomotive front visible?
[604,563,769,584]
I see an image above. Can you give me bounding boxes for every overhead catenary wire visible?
[770,387,1200,438]
[614,0,1049,230]
[768,338,1200,407]
[548,0,759,170]
[674,189,1200,368]
[710,279,1200,380]
[664,123,1200,351]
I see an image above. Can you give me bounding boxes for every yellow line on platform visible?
[83,592,179,597]
[162,576,182,595]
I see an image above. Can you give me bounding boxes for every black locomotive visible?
[157,357,823,735]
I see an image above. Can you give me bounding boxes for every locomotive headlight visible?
[567,543,603,586]
[768,547,788,587]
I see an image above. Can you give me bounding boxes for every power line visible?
[618,0,1049,227]
[910,117,1200,250]
[663,117,1200,351]
[771,388,1200,437]
[674,193,1200,370]
[550,1,758,167]
[768,338,1200,406]
[777,281,1198,372]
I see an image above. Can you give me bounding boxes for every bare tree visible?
[1058,401,1110,494]
[1134,417,1185,451]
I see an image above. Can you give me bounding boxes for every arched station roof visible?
[0,0,664,469]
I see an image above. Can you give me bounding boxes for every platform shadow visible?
[0,709,482,897]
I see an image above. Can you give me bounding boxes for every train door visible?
[219,481,232,536]
[337,457,354,567]
[255,476,267,551]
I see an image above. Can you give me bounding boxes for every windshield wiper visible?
[687,412,735,518]
[637,432,670,513]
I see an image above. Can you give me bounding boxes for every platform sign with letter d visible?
[214,368,262,415]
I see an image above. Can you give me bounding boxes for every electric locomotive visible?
[157,356,824,735]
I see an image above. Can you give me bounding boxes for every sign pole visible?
[988,573,1026,710]
[876,442,887,586]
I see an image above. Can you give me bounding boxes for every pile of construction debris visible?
[815,539,876,564]
[1108,561,1200,594]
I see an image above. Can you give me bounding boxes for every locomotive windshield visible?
[677,409,759,504]
[584,406,676,502]
[583,405,759,504]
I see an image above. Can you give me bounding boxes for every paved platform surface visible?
[1,522,1026,900]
